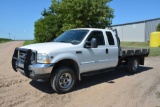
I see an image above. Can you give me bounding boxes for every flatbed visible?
[120,47,150,58]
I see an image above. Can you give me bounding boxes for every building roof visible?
[112,17,160,27]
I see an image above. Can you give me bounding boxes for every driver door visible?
[81,30,109,73]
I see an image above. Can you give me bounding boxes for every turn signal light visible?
[46,60,50,64]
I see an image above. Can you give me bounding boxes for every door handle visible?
[76,51,82,54]
[106,49,108,54]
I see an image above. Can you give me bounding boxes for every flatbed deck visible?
[120,47,150,58]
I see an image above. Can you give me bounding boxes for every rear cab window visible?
[105,31,115,45]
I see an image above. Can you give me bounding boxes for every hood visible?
[21,42,75,53]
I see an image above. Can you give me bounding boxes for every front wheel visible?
[127,58,139,73]
[50,67,77,94]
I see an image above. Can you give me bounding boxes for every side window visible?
[87,31,105,46]
[106,32,115,45]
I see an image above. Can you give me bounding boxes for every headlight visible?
[37,53,50,64]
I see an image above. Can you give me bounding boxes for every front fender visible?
[51,53,80,65]
[50,53,82,80]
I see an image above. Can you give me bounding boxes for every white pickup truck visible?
[12,28,149,93]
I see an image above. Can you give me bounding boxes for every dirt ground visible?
[0,41,160,107]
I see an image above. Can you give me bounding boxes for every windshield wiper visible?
[55,40,66,43]
[57,40,70,43]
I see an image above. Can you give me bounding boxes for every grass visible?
[23,40,34,46]
[121,42,149,48]
[0,38,12,43]
[120,42,160,56]
[155,91,160,98]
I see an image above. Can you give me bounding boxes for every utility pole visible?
[9,33,10,39]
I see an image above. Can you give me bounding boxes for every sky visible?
[110,0,160,25]
[0,0,160,40]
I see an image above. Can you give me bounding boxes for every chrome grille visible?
[19,50,36,63]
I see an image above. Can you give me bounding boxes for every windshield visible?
[54,30,89,44]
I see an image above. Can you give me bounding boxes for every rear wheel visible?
[127,58,139,73]
[51,67,77,94]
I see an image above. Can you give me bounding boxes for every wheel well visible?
[119,56,145,66]
[127,56,144,65]
[51,59,79,79]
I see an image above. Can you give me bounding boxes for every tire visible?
[127,58,139,73]
[50,67,77,94]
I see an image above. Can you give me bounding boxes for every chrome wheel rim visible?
[133,60,138,71]
[59,73,72,89]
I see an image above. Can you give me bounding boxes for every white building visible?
[112,18,160,42]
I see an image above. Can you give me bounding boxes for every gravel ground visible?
[0,41,160,107]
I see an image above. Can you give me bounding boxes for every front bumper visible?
[16,63,54,80]
[12,48,54,81]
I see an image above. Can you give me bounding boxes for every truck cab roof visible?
[71,28,112,32]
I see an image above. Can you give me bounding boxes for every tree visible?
[156,23,160,31]
[34,0,114,42]
[55,0,114,31]
[34,14,60,42]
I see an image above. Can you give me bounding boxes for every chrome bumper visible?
[12,48,54,81]
[16,63,54,80]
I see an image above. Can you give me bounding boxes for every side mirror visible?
[91,38,98,48]
[85,38,98,48]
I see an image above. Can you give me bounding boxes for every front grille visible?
[19,50,36,63]
[12,48,36,77]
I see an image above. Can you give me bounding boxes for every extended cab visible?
[12,28,149,93]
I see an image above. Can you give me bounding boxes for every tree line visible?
[34,0,114,43]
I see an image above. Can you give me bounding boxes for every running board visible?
[81,68,115,76]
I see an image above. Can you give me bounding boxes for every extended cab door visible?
[81,30,110,73]
[104,31,119,67]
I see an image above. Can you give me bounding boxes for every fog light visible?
[30,70,35,77]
